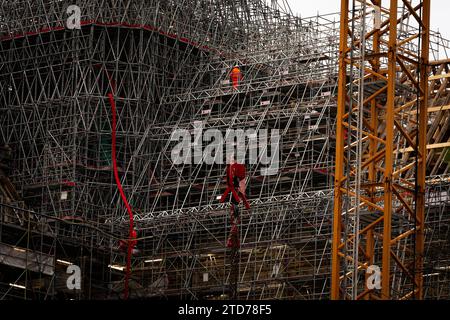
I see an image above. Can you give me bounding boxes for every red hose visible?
[108,92,134,300]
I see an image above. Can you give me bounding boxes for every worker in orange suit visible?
[230,65,242,89]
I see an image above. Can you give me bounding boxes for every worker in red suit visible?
[220,156,250,248]
[221,158,249,214]
[119,228,139,255]
[230,65,242,89]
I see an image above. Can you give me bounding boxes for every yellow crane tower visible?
[331,0,430,300]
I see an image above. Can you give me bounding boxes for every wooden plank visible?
[399,142,450,153]
[429,73,450,80]
[407,104,450,115]
[426,105,450,113]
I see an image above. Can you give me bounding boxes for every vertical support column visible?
[416,0,431,300]
[331,0,349,300]
[381,0,398,300]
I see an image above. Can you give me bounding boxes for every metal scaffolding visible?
[0,0,449,300]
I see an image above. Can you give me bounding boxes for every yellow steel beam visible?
[380,0,398,300]
[331,0,349,300]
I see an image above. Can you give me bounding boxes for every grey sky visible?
[287,0,450,40]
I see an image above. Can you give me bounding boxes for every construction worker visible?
[118,228,139,255]
[220,155,249,214]
[230,65,242,89]
[220,156,250,249]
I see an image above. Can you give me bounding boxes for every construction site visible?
[0,0,449,300]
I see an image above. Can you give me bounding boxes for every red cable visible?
[108,92,134,300]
